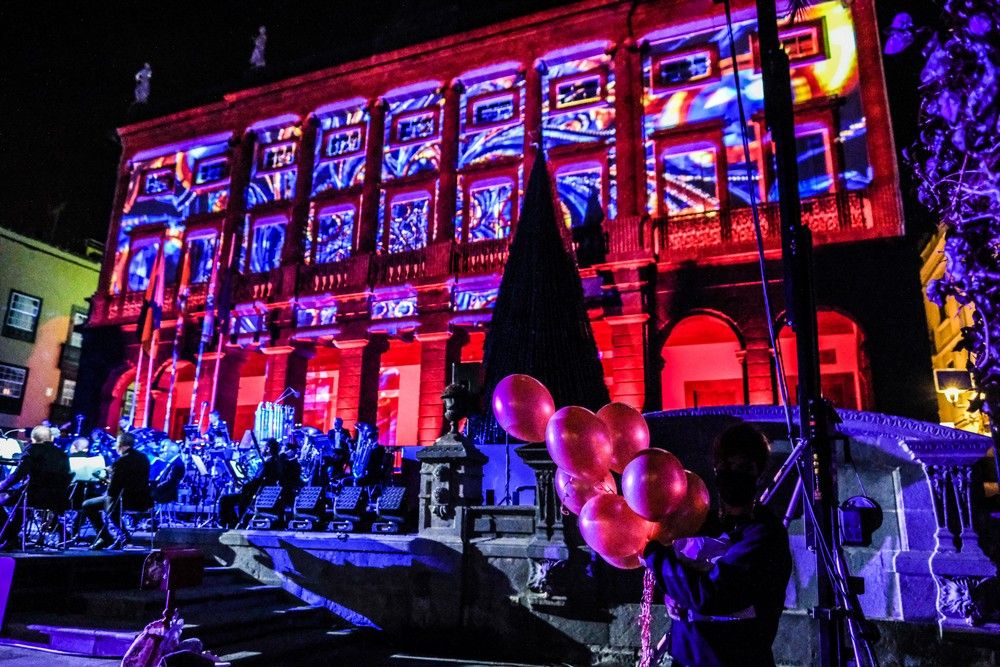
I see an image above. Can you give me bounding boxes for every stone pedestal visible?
[416,433,487,537]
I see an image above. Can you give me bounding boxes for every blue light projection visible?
[453,287,498,311]
[127,240,159,292]
[641,0,870,212]
[459,72,525,168]
[555,163,606,228]
[186,234,217,284]
[121,139,231,230]
[247,124,300,208]
[249,218,286,273]
[382,91,443,180]
[313,106,368,195]
[541,52,616,151]
[315,205,355,263]
[371,296,418,320]
[462,178,514,242]
[378,192,430,253]
[296,304,338,328]
[660,144,720,213]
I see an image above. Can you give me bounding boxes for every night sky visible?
[1,0,938,254]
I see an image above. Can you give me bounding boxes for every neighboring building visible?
[81,0,936,446]
[0,227,100,430]
[919,228,989,434]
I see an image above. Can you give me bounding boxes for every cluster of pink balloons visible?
[493,374,711,569]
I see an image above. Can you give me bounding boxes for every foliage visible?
[909,0,1000,419]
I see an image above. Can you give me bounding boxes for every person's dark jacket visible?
[150,456,185,504]
[0,441,71,511]
[643,505,792,667]
[109,448,153,511]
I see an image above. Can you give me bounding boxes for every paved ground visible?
[0,644,119,665]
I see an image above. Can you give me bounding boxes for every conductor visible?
[642,423,792,667]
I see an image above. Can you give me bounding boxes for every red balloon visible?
[555,468,616,514]
[603,551,642,570]
[545,406,613,482]
[621,449,688,521]
[648,471,710,545]
[597,402,650,473]
[492,374,555,442]
[578,494,653,559]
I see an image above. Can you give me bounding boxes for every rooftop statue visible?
[250,26,267,69]
[134,63,152,105]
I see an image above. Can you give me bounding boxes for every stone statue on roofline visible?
[134,63,152,105]
[250,26,267,68]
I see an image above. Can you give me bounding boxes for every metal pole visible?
[752,0,842,664]
[163,307,185,434]
[142,329,159,428]
[129,345,144,426]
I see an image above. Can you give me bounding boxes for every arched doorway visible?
[661,313,746,410]
[777,310,870,410]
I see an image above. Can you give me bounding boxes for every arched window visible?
[777,310,869,410]
[661,314,745,409]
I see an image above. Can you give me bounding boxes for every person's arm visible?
[0,454,31,493]
[107,458,123,499]
[644,523,780,615]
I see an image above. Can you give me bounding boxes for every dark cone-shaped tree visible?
[478,149,611,444]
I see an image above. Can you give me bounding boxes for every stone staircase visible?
[2,553,387,665]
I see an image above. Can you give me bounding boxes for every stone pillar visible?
[605,313,648,409]
[358,98,386,254]
[523,60,545,167]
[416,431,487,537]
[282,115,319,266]
[194,347,246,429]
[613,39,644,219]
[414,331,453,445]
[262,344,313,421]
[744,319,776,404]
[333,339,368,427]
[433,81,462,244]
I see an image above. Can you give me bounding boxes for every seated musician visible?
[0,425,72,550]
[150,440,185,504]
[68,436,103,537]
[278,439,303,506]
[219,439,282,528]
[82,432,153,550]
[118,416,133,435]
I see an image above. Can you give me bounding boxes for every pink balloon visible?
[603,551,642,570]
[621,449,688,521]
[545,406,613,482]
[579,494,653,559]
[648,471,710,545]
[597,402,650,473]
[492,374,555,442]
[555,468,616,514]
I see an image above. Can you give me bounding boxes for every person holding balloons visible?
[641,423,792,667]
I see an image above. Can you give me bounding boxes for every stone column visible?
[332,338,368,427]
[262,344,313,421]
[433,81,462,244]
[613,39,644,219]
[357,98,386,254]
[744,319,776,404]
[523,60,545,167]
[416,431,487,537]
[348,334,389,426]
[605,313,648,409]
[194,347,246,429]
[414,331,452,445]
[282,115,319,267]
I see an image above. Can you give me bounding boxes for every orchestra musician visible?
[150,440,185,504]
[278,439,303,506]
[0,425,72,551]
[68,436,103,538]
[219,438,282,528]
[82,432,153,550]
[118,416,133,435]
[205,410,231,445]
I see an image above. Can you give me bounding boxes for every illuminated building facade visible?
[919,229,989,434]
[0,227,99,429]
[81,0,936,443]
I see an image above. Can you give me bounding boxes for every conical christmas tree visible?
[479,149,611,443]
